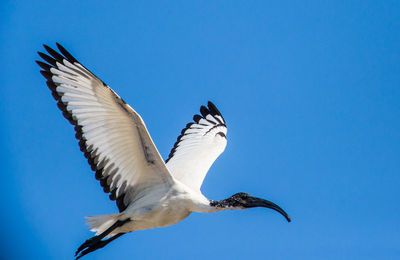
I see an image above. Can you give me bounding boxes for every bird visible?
[36,43,291,259]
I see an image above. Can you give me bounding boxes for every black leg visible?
[75,233,126,259]
[75,219,131,258]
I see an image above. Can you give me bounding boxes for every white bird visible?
[37,43,291,259]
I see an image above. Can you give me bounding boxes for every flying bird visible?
[36,43,291,259]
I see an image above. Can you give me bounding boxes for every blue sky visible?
[1,1,399,259]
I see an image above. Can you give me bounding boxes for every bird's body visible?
[91,181,216,236]
[37,43,290,259]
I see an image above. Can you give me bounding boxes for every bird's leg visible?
[75,233,126,259]
[75,218,131,257]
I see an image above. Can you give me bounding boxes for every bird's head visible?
[211,192,291,222]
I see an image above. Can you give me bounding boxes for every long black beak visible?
[246,197,291,222]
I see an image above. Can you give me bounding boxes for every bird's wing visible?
[37,43,174,212]
[165,102,227,191]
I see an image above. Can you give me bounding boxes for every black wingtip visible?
[43,44,56,58]
[207,101,226,125]
[56,42,78,63]
[43,44,52,52]
[193,114,202,123]
[44,44,65,63]
[200,105,210,118]
[38,51,57,66]
[36,60,51,70]
[39,70,52,79]
[207,101,220,115]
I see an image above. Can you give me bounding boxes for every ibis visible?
[36,43,291,259]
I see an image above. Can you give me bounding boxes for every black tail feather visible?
[75,219,130,259]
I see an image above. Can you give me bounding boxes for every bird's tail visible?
[85,213,121,236]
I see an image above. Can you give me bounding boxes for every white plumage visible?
[37,43,290,259]
[166,108,227,191]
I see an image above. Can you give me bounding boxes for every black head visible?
[211,192,291,222]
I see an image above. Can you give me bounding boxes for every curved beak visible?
[246,197,291,222]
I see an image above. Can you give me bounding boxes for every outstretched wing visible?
[37,43,173,212]
[165,102,227,191]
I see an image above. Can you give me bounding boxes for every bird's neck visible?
[189,198,239,213]
[186,192,224,213]
[209,199,242,209]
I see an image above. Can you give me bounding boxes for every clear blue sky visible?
[1,1,399,259]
